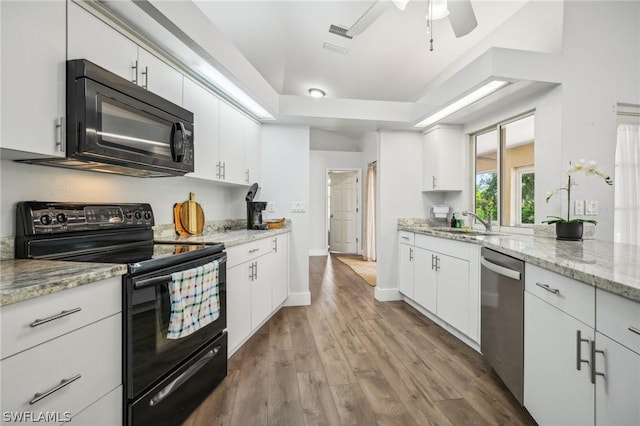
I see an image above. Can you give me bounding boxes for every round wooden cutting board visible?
[179,192,205,235]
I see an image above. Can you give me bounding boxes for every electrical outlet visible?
[291,201,306,213]
[585,200,598,216]
[574,200,584,216]
[267,201,276,213]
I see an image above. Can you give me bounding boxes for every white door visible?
[329,171,358,253]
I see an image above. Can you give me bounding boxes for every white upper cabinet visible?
[68,2,138,82]
[245,118,262,185]
[422,125,464,191]
[137,48,183,106]
[1,0,66,157]
[219,102,248,185]
[68,2,182,106]
[183,78,220,181]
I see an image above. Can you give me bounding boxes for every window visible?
[473,113,535,227]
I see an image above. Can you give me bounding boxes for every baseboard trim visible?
[284,291,311,306]
[374,287,403,301]
[309,249,328,256]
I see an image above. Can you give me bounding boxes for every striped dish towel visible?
[167,260,220,339]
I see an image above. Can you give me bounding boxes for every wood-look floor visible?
[183,255,535,426]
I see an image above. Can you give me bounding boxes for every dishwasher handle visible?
[481,257,521,280]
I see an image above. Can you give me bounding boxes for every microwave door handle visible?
[170,122,186,163]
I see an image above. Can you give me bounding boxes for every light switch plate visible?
[574,200,584,216]
[585,200,598,216]
[291,201,306,213]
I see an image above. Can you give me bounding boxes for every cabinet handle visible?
[245,169,250,183]
[222,162,226,180]
[142,66,149,89]
[576,330,590,370]
[30,307,82,328]
[435,256,440,271]
[273,238,278,252]
[248,263,254,281]
[55,117,64,152]
[590,341,605,384]
[29,374,81,405]
[216,162,221,179]
[535,282,560,295]
[408,247,413,261]
[431,254,435,270]
[249,248,260,253]
[132,60,138,84]
[628,326,640,336]
[254,262,258,280]
[432,176,437,189]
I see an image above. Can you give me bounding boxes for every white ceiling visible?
[193,0,532,103]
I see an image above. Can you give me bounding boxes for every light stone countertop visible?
[0,260,127,307]
[398,220,640,303]
[0,223,290,307]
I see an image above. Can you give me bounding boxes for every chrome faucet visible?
[462,210,492,232]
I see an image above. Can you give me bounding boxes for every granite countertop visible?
[0,260,127,307]
[1,222,290,308]
[398,220,640,303]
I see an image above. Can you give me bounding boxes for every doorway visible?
[327,169,361,254]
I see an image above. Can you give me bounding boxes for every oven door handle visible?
[134,274,173,290]
[149,346,221,407]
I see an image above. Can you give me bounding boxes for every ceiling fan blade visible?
[448,0,478,38]
[346,0,393,37]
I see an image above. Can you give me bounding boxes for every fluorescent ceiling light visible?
[308,88,326,98]
[195,64,274,120]
[414,80,510,128]
[392,0,410,11]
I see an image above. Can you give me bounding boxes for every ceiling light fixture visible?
[392,0,410,11]
[427,0,449,20]
[414,80,511,128]
[308,88,326,98]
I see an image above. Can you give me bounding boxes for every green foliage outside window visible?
[475,172,498,221]
[520,172,535,224]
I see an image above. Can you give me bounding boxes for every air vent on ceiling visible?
[322,42,349,55]
[329,24,353,39]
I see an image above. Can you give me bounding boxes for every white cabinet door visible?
[272,235,289,310]
[524,291,594,426]
[219,102,247,184]
[226,264,252,353]
[413,247,437,313]
[421,125,463,191]
[67,385,122,426]
[398,243,414,298]
[183,78,221,181]
[250,256,273,330]
[436,254,469,334]
[137,47,183,106]
[1,0,66,157]
[67,2,138,82]
[595,332,640,426]
[245,118,262,185]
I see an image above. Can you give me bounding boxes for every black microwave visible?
[22,59,194,177]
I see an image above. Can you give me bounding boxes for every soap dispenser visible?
[450,214,457,228]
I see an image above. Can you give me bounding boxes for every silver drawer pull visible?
[248,248,260,253]
[401,236,410,240]
[535,282,560,295]
[629,326,640,336]
[30,307,82,328]
[29,374,81,405]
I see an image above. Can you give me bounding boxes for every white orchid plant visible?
[543,159,613,225]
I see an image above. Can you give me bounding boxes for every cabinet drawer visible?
[415,233,475,260]
[66,385,122,426]
[1,277,121,359]
[1,314,121,420]
[398,231,414,246]
[596,289,640,354]
[226,237,274,268]
[525,264,594,327]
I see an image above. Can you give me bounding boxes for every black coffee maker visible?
[246,183,268,230]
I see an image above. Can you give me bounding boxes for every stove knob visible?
[40,215,52,225]
[134,211,142,220]
[144,211,152,220]
[56,213,67,223]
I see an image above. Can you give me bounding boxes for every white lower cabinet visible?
[397,232,480,343]
[226,234,290,354]
[524,291,594,425]
[65,385,122,426]
[524,265,639,425]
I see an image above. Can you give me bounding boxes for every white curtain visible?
[614,124,640,245]
[363,162,377,261]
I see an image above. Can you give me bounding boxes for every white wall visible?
[260,124,310,306]
[375,131,426,301]
[308,150,364,255]
[0,159,244,237]
[310,129,362,152]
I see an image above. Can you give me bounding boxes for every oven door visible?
[125,252,226,400]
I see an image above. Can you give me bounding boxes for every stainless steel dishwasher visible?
[480,247,525,404]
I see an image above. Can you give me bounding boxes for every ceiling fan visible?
[344,0,478,39]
